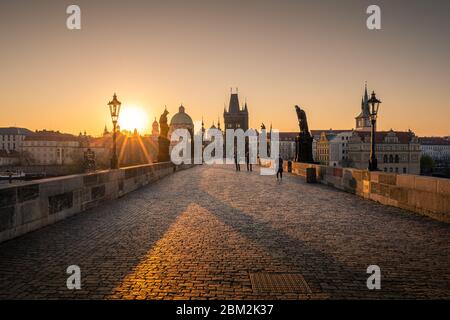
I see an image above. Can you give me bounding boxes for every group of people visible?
[233,151,284,181]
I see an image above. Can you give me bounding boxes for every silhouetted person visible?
[276,156,283,181]
[234,151,240,171]
[245,151,252,171]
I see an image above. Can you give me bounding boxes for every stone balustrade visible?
[285,161,450,223]
[0,162,193,243]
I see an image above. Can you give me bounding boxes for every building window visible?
[389,155,394,163]
[389,167,393,172]
[395,155,399,163]
[403,168,407,174]
[383,155,388,163]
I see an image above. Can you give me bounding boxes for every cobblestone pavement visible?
[0,165,449,299]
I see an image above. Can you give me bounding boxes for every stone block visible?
[0,188,16,207]
[370,182,380,194]
[363,180,370,194]
[39,180,65,197]
[0,206,15,232]
[389,187,409,204]
[17,184,39,202]
[21,201,41,223]
[380,184,390,197]
[97,172,111,184]
[83,174,98,186]
[370,171,380,183]
[409,190,439,213]
[437,179,450,197]
[333,167,343,177]
[414,176,438,193]
[351,170,363,182]
[62,176,83,192]
[48,192,74,214]
[396,175,415,189]
[91,185,106,200]
[379,173,397,185]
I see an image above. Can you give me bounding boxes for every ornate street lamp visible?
[108,93,121,169]
[368,91,381,171]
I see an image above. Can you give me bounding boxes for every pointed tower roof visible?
[364,82,369,103]
[243,100,248,113]
[356,84,371,119]
[228,93,240,113]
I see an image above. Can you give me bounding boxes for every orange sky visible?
[1,0,449,137]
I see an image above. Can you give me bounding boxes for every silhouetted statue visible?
[295,105,310,135]
[294,105,313,163]
[158,108,170,162]
[261,123,266,130]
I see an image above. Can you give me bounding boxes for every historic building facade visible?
[278,132,297,161]
[316,132,331,165]
[0,127,34,152]
[22,130,82,165]
[313,131,353,166]
[348,130,421,174]
[419,137,450,166]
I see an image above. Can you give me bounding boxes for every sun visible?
[119,105,149,133]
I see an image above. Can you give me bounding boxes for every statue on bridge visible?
[294,105,314,163]
[158,107,170,162]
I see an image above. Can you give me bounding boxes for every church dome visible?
[170,105,193,126]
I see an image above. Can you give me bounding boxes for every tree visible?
[420,155,434,175]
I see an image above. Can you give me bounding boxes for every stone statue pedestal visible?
[158,137,170,162]
[295,133,313,163]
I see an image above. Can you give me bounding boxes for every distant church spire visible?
[364,82,369,103]
[355,82,372,132]
[201,116,205,134]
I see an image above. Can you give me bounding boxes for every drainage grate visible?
[250,273,312,294]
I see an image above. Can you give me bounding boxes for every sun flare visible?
[119,106,149,133]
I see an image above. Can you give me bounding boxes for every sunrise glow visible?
[118,106,149,133]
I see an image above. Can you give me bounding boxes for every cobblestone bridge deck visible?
[0,165,449,299]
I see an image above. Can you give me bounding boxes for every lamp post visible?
[108,93,121,169]
[368,91,381,171]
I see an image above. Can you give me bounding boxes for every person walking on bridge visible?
[234,150,240,171]
[246,151,252,172]
[276,155,283,181]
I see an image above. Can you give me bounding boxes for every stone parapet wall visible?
[0,162,193,243]
[285,162,450,223]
